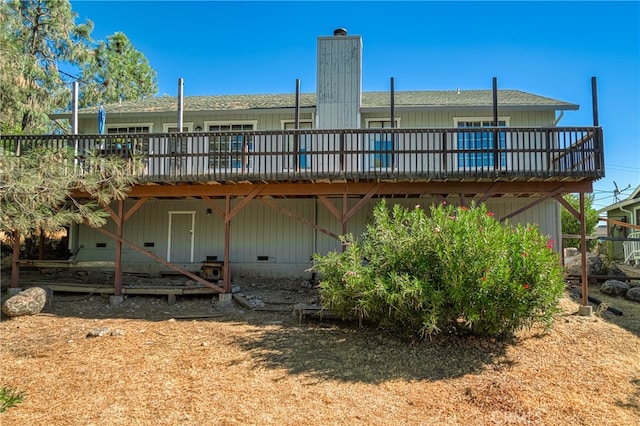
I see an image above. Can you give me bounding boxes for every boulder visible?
[625,286,640,303]
[2,287,52,317]
[600,280,629,297]
[565,253,607,278]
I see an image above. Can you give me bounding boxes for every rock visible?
[86,327,111,338]
[2,287,51,317]
[565,253,607,278]
[600,280,630,297]
[605,264,628,278]
[625,286,640,302]
[564,247,579,258]
[300,280,312,289]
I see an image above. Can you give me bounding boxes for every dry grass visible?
[1,290,639,425]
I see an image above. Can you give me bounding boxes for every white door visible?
[167,211,195,263]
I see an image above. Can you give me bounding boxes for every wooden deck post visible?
[10,230,21,288]
[114,200,124,296]
[578,192,591,315]
[223,195,231,293]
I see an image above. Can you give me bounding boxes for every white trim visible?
[364,117,401,127]
[203,120,258,129]
[162,122,194,132]
[106,122,154,133]
[167,211,196,263]
[453,116,510,125]
[280,119,313,129]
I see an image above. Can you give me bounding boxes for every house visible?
[2,29,604,297]
[597,185,640,263]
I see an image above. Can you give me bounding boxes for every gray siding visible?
[316,35,362,129]
[75,197,560,277]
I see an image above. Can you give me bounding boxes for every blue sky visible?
[70,0,639,209]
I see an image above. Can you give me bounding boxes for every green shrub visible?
[0,386,25,413]
[312,201,565,339]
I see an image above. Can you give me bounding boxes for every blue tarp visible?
[98,105,106,134]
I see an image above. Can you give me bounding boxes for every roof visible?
[61,89,578,117]
[597,185,640,214]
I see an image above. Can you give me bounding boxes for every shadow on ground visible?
[230,320,511,384]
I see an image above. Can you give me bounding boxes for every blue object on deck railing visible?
[98,106,106,135]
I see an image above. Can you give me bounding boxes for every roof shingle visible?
[70,89,577,116]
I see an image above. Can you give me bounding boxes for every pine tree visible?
[80,32,158,107]
[0,0,93,134]
[0,147,141,286]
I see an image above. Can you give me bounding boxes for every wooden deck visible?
[1,126,604,184]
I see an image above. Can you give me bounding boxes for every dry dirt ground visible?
[1,272,639,425]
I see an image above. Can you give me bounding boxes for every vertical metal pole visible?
[295,79,300,129]
[72,82,79,170]
[492,77,499,170]
[177,78,184,132]
[390,77,395,128]
[580,192,589,308]
[492,77,498,126]
[591,76,599,127]
[72,82,79,135]
[390,77,396,172]
[294,79,300,171]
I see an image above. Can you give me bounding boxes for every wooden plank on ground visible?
[292,303,341,323]
[20,282,218,296]
[16,260,115,268]
[232,295,253,309]
[22,282,113,293]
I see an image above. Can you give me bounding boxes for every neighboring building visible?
[598,185,640,262]
[3,29,604,293]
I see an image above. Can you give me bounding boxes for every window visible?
[106,124,151,134]
[104,123,152,153]
[283,121,313,170]
[205,122,255,170]
[367,119,398,170]
[455,118,508,169]
[161,124,194,161]
[162,123,194,133]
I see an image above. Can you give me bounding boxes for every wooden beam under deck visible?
[111,180,594,200]
[68,179,595,297]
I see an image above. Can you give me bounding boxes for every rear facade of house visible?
[7,30,604,289]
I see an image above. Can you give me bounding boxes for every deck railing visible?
[0,127,604,183]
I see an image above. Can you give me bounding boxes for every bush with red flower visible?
[312,200,565,339]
